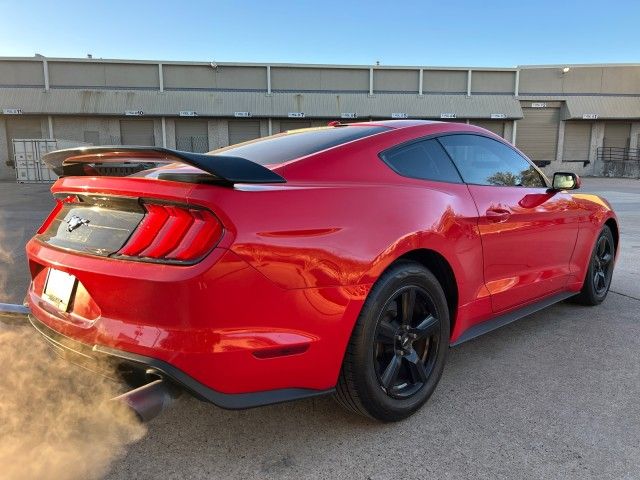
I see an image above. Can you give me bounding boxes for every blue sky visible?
[1,0,638,66]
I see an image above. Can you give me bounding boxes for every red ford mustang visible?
[23,120,618,421]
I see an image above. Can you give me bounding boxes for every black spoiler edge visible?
[42,146,286,184]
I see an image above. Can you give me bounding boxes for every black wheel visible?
[572,225,615,306]
[335,261,449,421]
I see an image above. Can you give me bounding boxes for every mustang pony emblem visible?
[65,215,90,232]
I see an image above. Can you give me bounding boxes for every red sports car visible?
[21,120,618,421]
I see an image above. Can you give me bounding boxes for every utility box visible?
[13,139,89,183]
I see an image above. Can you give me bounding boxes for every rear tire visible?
[334,261,450,421]
[572,225,615,306]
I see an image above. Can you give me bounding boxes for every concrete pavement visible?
[0,178,638,479]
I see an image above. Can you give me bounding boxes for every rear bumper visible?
[29,313,334,409]
[26,237,364,397]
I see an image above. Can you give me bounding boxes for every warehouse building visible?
[1,56,639,181]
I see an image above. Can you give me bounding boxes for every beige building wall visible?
[2,58,640,179]
[0,60,45,86]
[519,66,640,95]
[51,116,121,144]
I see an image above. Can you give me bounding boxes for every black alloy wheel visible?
[335,261,449,421]
[572,225,615,306]
[373,286,441,399]
[592,234,614,295]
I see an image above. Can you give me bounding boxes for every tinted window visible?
[381,139,462,183]
[438,134,546,187]
[210,126,388,165]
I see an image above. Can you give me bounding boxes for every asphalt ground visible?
[0,177,638,479]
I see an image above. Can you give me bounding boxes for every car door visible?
[438,134,581,313]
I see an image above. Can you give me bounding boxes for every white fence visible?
[13,139,89,183]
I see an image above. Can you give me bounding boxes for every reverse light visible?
[117,203,223,263]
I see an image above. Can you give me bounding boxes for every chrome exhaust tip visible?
[0,303,30,325]
[111,378,181,423]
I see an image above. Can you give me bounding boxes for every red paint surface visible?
[26,121,618,395]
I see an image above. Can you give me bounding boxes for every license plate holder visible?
[43,268,77,312]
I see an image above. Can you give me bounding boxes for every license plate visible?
[43,268,77,312]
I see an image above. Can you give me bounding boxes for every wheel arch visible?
[391,249,459,336]
[604,217,619,252]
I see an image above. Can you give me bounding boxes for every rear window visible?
[209,126,388,165]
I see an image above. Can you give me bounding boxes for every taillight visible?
[36,195,76,234]
[117,203,223,263]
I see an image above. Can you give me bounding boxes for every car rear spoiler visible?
[42,146,286,185]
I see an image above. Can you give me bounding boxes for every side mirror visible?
[552,172,581,191]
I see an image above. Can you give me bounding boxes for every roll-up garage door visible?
[563,122,592,161]
[603,123,631,148]
[228,120,261,145]
[279,120,311,132]
[175,119,209,153]
[120,119,155,146]
[516,107,560,162]
[471,120,505,137]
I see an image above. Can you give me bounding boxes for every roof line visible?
[518,63,640,68]
[0,56,518,71]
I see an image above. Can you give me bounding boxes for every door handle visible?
[485,208,511,222]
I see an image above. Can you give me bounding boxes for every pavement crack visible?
[611,290,640,302]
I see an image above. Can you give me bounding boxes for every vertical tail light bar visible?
[117,203,223,264]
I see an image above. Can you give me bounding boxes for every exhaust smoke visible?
[0,327,147,480]
[0,211,146,480]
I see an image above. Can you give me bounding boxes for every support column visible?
[43,59,50,91]
[466,70,472,97]
[589,121,605,176]
[152,119,163,147]
[47,115,54,139]
[369,68,374,96]
[39,118,48,138]
[511,120,517,144]
[161,117,167,147]
[503,121,514,142]
[555,120,565,163]
[208,119,229,149]
[0,117,11,180]
[220,119,229,147]
[164,118,176,149]
[107,118,121,145]
[259,119,269,137]
[418,69,423,96]
[266,66,271,95]
[207,120,218,150]
[158,64,164,93]
[629,122,640,150]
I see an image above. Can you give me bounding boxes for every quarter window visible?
[380,139,462,183]
[438,134,546,187]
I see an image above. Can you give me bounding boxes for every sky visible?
[0,0,639,67]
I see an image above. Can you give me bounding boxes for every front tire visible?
[334,261,450,421]
[572,225,615,306]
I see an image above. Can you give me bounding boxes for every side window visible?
[438,134,546,187]
[381,139,462,183]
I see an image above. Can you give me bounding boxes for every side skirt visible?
[451,291,575,346]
